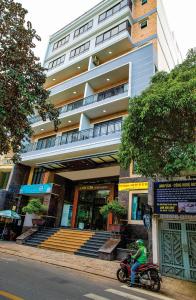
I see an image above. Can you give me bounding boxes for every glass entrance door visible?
[76,189,109,230]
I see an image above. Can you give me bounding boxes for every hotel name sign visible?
[118,182,149,191]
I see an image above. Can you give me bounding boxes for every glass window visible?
[74,20,93,38]
[119,21,127,31]
[140,19,148,29]
[104,31,111,40]
[111,27,119,36]
[121,0,128,8]
[106,9,112,18]
[53,35,70,51]
[96,35,103,45]
[99,12,106,22]
[113,3,120,13]
[131,194,148,220]
[48,55,65,70]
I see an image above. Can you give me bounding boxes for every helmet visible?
[136,239,144,247]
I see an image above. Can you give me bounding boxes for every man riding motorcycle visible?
[129,239,147,287]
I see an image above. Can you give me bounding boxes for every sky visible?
[17,0,196,63]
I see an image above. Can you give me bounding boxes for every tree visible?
[0,0,59,162]
[119,49,196,178]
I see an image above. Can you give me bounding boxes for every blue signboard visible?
[19,183,53,195]
[154,180,196,214]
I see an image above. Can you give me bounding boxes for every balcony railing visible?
[29,83,128,124]
[22,120,122,153]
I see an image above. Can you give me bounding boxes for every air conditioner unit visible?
[92,55,100,66]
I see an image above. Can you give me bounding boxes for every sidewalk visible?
[0,241,195,300]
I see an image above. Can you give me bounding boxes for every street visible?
[0,253,172,300]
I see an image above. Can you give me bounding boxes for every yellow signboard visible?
[118,182,149,191]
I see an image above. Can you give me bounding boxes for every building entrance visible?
[76,189,109,230]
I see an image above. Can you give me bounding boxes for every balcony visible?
[29,83,128,125]
[21,120,122,164]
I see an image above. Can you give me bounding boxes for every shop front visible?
[70,183,116,231]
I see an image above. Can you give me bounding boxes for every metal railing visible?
[29,83,128,124]
[22,120,122,153]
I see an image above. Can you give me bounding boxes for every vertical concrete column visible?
[128,62,132,97]
[27,167,34,184]
[148,179,154,261]
[79,113,90,131]
[152,215,159,264]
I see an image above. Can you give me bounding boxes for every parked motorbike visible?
[116,255,162,292]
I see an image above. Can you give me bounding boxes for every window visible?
[48,54,65,70]
[93,118,122,137]
[36,135,56,150]
[53,35,70,51]
[98,0,132,23]
[32,167,45,184]
[70,41,90,59]
[131,193,148,220]
[141,0,147,5]
[60,130,79,145]
[74,20,93,38]
[95,21,130,45]
[140,19,148,29]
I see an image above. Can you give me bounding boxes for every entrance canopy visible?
[36,152,118,172]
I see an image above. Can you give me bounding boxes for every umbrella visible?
[0,210,21,240]
[0,210,21,220]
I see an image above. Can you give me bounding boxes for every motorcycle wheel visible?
[149,270,161,292]
[116,268,128,283]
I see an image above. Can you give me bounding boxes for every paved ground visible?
[0,241,195,300]
[0,252,175,300]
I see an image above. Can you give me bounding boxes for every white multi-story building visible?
[10,0,181,234]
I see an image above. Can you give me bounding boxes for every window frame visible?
[69,41,90,59]
[74,20,93,39]
[53,35,70,51]
[128,190,148,224]
[48,54,65,70]
[140,19,148,29]
[95,20,130,46]
[141,0,147,5]
[98,0,131,23]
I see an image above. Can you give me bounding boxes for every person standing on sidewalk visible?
[129,239,147,287]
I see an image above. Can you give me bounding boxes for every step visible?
[39,244,77,252]
[25,241,39,247]
[54,232,94,238]
[41,239,86,248]
[28,237,47,243]
[76,251,99,258]
[79,245,100,252]
[45,236,91,243]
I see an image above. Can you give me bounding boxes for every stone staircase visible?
[76,231,111,258]
[25,228,59,247]
[39,229,94,253]
[24,228,111,258]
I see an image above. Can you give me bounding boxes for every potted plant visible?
[22,198,47,227]
[78,210,88,230]
[100,200,127,232]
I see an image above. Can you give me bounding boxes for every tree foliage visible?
[22,198,47,215]
[100,200,127,224]
[119,49,196,178]
[0,0,59,161]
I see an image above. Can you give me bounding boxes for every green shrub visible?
[22,198,47,215]
[100,200,127,224]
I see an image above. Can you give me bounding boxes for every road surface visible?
[0,253,172,300]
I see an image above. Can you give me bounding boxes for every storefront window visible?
[131,193,148,220]
[76,189,110,230]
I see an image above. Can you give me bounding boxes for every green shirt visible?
[132,246,147,264]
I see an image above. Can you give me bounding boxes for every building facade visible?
[9,0,182,234]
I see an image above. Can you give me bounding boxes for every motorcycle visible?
[116,255,162,292]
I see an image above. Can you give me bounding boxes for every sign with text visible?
[154,180,196,214]
[19,183,53,195]
[118,182,148,191]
